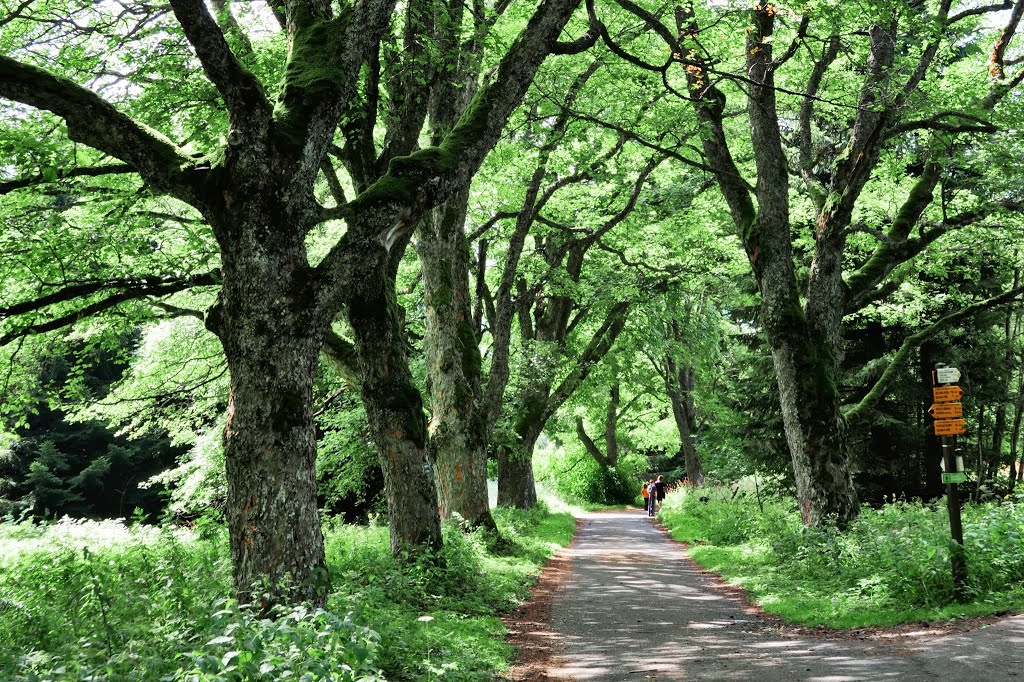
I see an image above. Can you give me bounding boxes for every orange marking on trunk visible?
[455,464,463,482]
[388,450,397,461]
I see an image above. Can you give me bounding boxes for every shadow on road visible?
[547,511,1024,681]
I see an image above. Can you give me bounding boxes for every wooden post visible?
[935,363,967,601]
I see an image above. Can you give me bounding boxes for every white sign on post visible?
[935,367,961,384]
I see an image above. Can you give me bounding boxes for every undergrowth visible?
[0,506,574,681]
[659,486,1024,628]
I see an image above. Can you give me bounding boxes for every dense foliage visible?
[0,507,574,681]
[661,486,1024,626]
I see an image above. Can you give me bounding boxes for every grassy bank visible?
[0,507,575,681]
[658,485,1024,628]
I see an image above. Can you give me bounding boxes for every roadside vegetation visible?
[0,507,574,682]
[659,485,1024,628]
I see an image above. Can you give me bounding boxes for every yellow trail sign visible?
[933,386,964,403]
[934,419,967,436]
[929,403,963,419]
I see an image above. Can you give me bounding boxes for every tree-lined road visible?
[546,511,1024,680]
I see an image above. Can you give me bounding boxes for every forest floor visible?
[503,509,1024,681]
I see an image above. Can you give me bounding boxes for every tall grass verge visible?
[0,506,574,681]
[659,485,1024,628]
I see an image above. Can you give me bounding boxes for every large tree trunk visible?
[347,251,443,555]
[211,213,328,606]
[679,4,859,526]
[764,305,857,525]
[419,189,495,530]
[496,394,545,508]
[666,357,703,486]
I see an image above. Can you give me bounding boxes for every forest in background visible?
[2,0,1024,676]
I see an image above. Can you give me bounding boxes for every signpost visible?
[932,364,967,601]
[933,419,967,436]
[928,403,962,419]
[933,386,964,402]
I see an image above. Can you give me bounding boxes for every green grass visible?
[0,506,575,681]
[659,486,1024,629]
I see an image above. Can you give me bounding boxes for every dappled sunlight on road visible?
[546,510,1024,680]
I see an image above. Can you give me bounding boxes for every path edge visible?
[501,516,583,681]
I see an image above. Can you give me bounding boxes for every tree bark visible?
[413,0,497,532]
[216,280,328,606]
[666,353,703,486]
[747,7,857,526]
[419,188,495,530]
[496,404,544,509]
[346,248,444,555]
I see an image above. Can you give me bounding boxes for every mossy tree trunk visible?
[413,0,498,531]
[496,393,546,508]
[209,203,329,604]
[677,5,859,525]
[419,189,496,530]
[346,243,443,553]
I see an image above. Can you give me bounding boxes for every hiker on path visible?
[646,480,658,516]
[641,479,652,514]
[653,475,666,512]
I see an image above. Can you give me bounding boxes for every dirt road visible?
[540,510,1024,681]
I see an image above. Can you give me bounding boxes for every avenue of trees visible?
[2,0,1024,607]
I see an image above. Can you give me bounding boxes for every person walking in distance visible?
[654,475,667,512]
[641,479,652,515]
[646,480,658,517]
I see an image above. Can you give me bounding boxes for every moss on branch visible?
[272,9,350,143]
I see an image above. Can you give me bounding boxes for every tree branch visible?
[315,0,584,307]
[0,163,134,195]
[543,300,630,425]
[846,284,1024,422]
[169,0,272,128]
[883,111,997,140]
[0,56,196,199]
[949,0,1012,24]
[773,15,809,69]
[1,272,219,319]
[989,0,1024,79]
[0,275,219,346]
[552,0,599,54]
[797,34,841,210]
[576,416,608,466]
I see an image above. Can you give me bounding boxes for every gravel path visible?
[545,510,1024,681]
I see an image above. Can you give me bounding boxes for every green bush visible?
[540,446,647,505]
[1,507,574,682]
[659,486,1024,626]
[174,602,381,682]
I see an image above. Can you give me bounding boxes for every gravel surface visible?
[542,510,1024,681]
